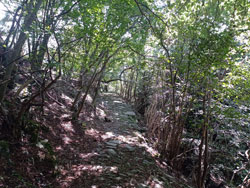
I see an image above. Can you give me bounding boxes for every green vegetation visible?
[0,0,249,187]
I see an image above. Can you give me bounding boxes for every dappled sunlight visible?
[61,134,72,145]
[113,100,123,104]
[59,163,119,187]
[116,135,136,144]
[50,92,168,187]
[101,131,116,140]
[61,114,71,119]
[79,152,99,160]
[61,122,75,132]
[55,146,63,151]
[23,92,175,187]
[47,102,59,110]
[115,132,159,158]
[61,93,73,103]
[85,94,93,103]
[0,0,249,187]
[85,128,101,138]
[145,176,165,188]
[95,106,107,119]
[133,131,159,157]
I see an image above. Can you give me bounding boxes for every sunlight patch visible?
[60,164,118,187]
[85,94,93,103]
[55,146,62,151]
[113,100,122,104]
[146,177,164,188]
[62,134,72,144]
[79,152,99,159]
[117,135,135,144]
[101,132,115,139]
[96,107,106,118]
[85,128,100,136]
[61,114,70,118]
[61,122,75,132]
[61,93,73,102]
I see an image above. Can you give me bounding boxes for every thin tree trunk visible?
[0,0,43,102]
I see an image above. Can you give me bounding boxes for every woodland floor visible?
[52,93,190,188]
[0,92,192,188]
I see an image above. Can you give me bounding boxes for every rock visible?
[106,145,116,149]
[95,148,102,152]
[99,177,105,181]
[106,149,117,155]
[105,140,122,149]
[106,140,122,146]
[113,100,123,104]
[142,160,151,166]
[104,116,112,122]
[111,140,122,144]
[125,111,136,116]
[138,127,147,133]
[138,184,147,188]
[124,144,135,152]
[122,130,130,134]
[131,124,147,132]
[115,177,122,181]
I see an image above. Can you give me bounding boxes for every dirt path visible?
[49,93,190,188]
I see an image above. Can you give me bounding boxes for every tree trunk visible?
[0,0,43,102]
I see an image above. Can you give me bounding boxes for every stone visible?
[105,140,122,148]
[138,127,147,133]
[138,184,147,188]
[104,116,112,122]
[106,149,117,155]
[124,144,135,152]
[110,140,122,144]
[125,111,136,116]
[142,160,151,165]
[114,100,123,104]
[105,141,120,149]
[106,145,116,149]
[105,142,117,148]
[115,177,122,181]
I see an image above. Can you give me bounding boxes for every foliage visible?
[0,0,249,187]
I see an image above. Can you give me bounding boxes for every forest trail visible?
[1,1,249,187]
[50,93,189,188]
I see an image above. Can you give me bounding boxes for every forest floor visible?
[0,92,192,188]
[1,89,249,188]
[48,92,191,188]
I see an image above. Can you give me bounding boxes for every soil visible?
[0,92,192,188]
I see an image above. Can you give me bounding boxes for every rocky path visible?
[55,93,190,188]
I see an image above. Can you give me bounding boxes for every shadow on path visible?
[45,93,190,188]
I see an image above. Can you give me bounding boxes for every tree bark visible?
[0,0,43,102]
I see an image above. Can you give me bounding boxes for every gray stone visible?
[106,145,117,149]
[110,140,122,144]
[124,144,135,152]
[95,148,102,152]
[131,124,140,130]
[122,130,130,134]
[115,177,122,181]
[106,149,117,155]
[114,100,123,104]
[143,160,151,165]
[138,127,147,133]
[105,140,122,148]
[106,142,117,147]
[138,184,147,188]
[125,111,136,116]
[105,141,120,149]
